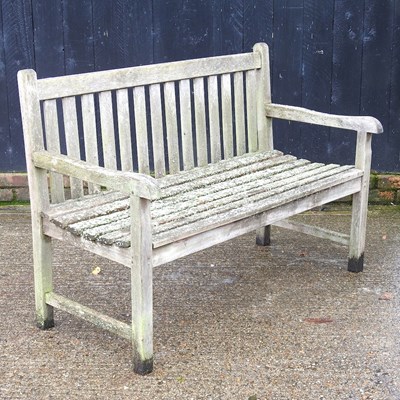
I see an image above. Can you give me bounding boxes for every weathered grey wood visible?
[348,131,373,272]
[116,89,133,172]
[19,44,382,376]
[256,226,271,246]
[81,94,100,193]
[133,86,150,174]
[193,77,208,167]
[32,151,160,200]
[130,195,153,374]
[221,73,234,159]
[246,70,258,152]
[149,84,166,177]
[253,43,273,151]
[46,292,131,340]
[152,178,361,266]
[265,104,383,134]
[99,91,117,170]
[274,219,350,245]
[208,75,221,162]
[42,219,131,267]
[234,72,246,156]
[37,52,261,100]
[43,100,65,203]
[62,96,84,198]
[179,79,194,170]
[164,82,180,173]
[17,69,54,329]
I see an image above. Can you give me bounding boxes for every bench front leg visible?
[348,131,372,272]
[130,194,154,374]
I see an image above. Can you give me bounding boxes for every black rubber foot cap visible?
[348,254,364,273]
[37,319,55,330]
[133,358,153,375]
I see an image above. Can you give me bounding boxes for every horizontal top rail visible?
[35,52,261,100]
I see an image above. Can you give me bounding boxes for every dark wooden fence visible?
[0,0,399,172]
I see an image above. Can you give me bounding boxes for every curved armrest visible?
[32,151,160,200]
[265,103,383,134]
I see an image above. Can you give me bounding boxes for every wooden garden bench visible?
[18,43,382,375]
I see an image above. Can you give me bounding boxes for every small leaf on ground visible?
[91,266,102,275]
[379,292,394,301]
[304,317,334,324]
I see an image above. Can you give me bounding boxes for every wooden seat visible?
[18,42,382,375]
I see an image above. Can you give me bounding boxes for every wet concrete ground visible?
[0,205,399,399]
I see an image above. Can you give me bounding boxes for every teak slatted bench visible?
[18,43,382,374]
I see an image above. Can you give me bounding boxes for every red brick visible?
[0,173,28,188]
[0,188,14,201]
[377,175,400,190]
[14,187,30,201]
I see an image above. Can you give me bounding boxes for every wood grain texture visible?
[164,81,180,173]
[179,79,194,170]
[208,75,221,162]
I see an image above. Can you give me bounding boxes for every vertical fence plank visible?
[133,86,150,175]
[208,75,221,162]
[193,77,208,166]
[164,82,180,173]
[301,0,334,162]
[330,0,364,165]
[179,79,194,170]
[272,0,304,155]
[116,88,133,172]
[234,72,246,155]
[62,96,84,198]
[361,0,394,171]
[221,73,233,158]
[43,100,64,203]
[81,93,100,193]
[149,84,166,177]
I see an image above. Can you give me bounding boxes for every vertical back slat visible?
[208,75,221,163]
[164,82,180,174]
[43,100,65,203]
[234,72,246,156]
[116,89,133,172]
[221,74,233,158]
[133,86,150,174]
[62,96,84,198]
[179,79,194,170]
[99,91,117,170]
[193,77,208,167]
[81,94,100,193]
[246,70,258,152]
[149,84,166,177]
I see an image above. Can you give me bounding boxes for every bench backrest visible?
[18,43,272,203]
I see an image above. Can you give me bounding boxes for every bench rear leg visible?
[256,226,271,246]
[130,196,153,375]
[33,230,54,329]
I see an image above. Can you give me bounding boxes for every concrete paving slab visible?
[0,205,399,399]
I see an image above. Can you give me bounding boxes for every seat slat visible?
[152,164,353,235]
[44,151,362,250]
